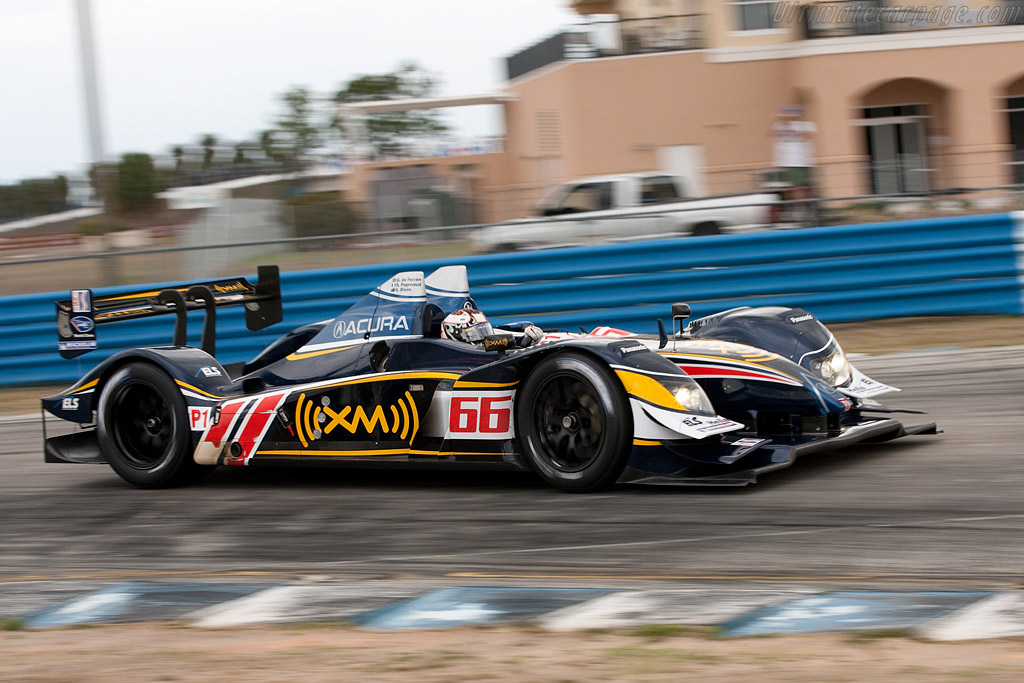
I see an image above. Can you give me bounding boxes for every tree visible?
[200,134,217,170]
[172,145,184,173]
[331,62,449,158]
[116,153,158,212]
[259,130,278,162]
[273,87,319,171]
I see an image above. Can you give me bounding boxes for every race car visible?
[42,265,937,492]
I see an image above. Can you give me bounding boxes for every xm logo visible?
[333,315,409,338]
[295,391,419,447]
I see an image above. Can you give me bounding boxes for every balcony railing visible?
[506,14,705,81]
[800,0,1024,39]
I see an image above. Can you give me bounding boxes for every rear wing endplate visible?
[56,265,282,359]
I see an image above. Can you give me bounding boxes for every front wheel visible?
[516,352,633,492]
[97,362,213,488]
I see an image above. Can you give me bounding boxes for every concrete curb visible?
[8,580,1023,639]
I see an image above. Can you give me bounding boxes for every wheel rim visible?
[110,381,174,469]
[531,371,607,473]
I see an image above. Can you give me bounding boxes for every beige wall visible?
[346,7,1024,223]
[501,35,1024,205]
[791,41,1024,194]
[505,51,788,204]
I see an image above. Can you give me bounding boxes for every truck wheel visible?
[517,352,633,492]
[692,222,721,236]
[97,363,213,488]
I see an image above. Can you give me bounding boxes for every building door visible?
[1009,96,1024,185]
[862,105,929,194]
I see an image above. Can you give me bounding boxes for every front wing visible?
[619,417,939,486]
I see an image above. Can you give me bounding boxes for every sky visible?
[0,0,579,184]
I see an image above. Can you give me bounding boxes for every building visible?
[350,0,1024,225]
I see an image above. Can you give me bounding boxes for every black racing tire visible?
[97,362,213,488]
[516,352,633,492]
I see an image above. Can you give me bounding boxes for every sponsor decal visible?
[71,289,91,313]
[839,396,853,411]
[788,314,815,324]
[213,281,247,294]
[189,406,212,431]
[681,415,737,433]
[618,343,648,356]
[57,310,73,337]
[333,315,409,338]
[731,437,765,448]
[295,392,420,447]
[58,340,97,350]
[482,336,511,352]
[61,397,80,411]
[196,366,222,378]
[381,273,424,296]
[58,290,97,357]
[448,395,512,435]
[70,316,94,333]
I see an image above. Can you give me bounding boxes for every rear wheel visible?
[97,362,213,488]
[516,352,633,492]
[692,222,721,236]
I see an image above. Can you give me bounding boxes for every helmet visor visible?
[461,321,493,343]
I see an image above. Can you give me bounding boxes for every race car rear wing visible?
[56,265,282,359]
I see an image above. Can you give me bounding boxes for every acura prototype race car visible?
[42,265,937,492]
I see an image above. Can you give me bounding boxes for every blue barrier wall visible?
[1,212,1022,387]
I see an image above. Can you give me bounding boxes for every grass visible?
[844,628,913,642]
[2,618,24,631]
[630,624,718,639]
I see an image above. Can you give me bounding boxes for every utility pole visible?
[75,0,106,206]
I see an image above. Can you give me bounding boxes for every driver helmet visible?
[442,308,493,344]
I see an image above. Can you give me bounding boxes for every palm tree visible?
[172,146,184,173]
[200,135,216,170]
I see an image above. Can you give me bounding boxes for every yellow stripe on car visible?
[285,345,356,361]
[614,370,687,412]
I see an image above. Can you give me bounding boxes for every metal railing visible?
[2,183,1023,297]
[506,13,705,81]
[0,210,1020,387]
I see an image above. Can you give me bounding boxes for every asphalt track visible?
[1,347,1022,590]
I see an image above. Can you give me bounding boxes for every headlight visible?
[670,381,715,414]
[814,347,852,387]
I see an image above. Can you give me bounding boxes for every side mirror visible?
[671,302,691,336]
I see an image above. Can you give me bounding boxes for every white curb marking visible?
[540,589,809,631]
[917,591,1024,641]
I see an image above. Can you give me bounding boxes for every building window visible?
[551,182,614,214]
[734,0,779,31]
[862,105,930,194]
[1008,96,1024,185]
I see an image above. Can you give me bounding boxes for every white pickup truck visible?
[471,172,780,251]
